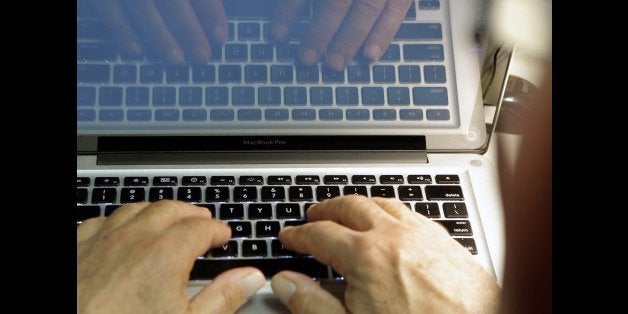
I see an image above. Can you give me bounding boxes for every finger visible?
[324,0,387,70]
[307,195,394,231]
[77,216,106,242]
[279,221,355,275]
[123,0,185,64]
[188,267,265,313]
[160,216,231,263]
[271,271,346,314]
[98,202,151,232]
[190,0,228,44]
[362,0,412,61]
[369,197,411,220]
[271,0,308,42]
[155,0,212,63]
[130,200,213,233]
[298,0,354,65]
[91,0,143,56]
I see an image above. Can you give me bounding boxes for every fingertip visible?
[191,46,211,64]
[211,26,227,44]
[272,24,290,42]
[271,272,298,305]
[239,268,266,299]
[364,45,382,62]
[325,53,346,71]
[165,47,185,65]
[299,48,319,65]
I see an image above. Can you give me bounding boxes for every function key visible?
[94,177,120,186]
[124,177,149,186]
[352,175,376,184]
[268,176,292,185]
[296,175,320,185]
[323,175,348,185]
[153,176,178,186]
[240,176,264,185]
[211,176,236,185]
[76,177,90,187]
[408,175,432,184]
[182,176,207,186]
[380,175,404,184]
[435,175,460,184]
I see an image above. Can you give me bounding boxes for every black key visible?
[322,67,345,83]
[192,65,215,83]
[78,64,110,83]
[276,43,298,61]
[210,240,238,257]
[251,44,274,62]
[394,23,442,40]
[272,239,297,257]
[387,87,410,105]
[270,65,293,83]
[310,87,333,105]
[121,188,145,203]
[435,220,473,236]
[256,221,281,237]
[425,185,464,200]
[225,44,248,62]
[397,186,423,201]
[414,202,440,218]
[352,175,376,184]
[211,176,236,185]
[153,176,177,186]
[454,238,478,255]
[220,204,245,220]
[149,188,174,201]
[380,175,404,184]
[126,87,149,106]
[435,175,460,184]
[261,186,286,201]
[232,87,255,105]
[289,186,313,202]
[219,65,242,83]
[258,87,281,105]
[166,65,190,83]
[336,87,359,105]
[206,187,230,202]
[76,177,90,187]
[362,87,385,105]
[238,22,260,40]
[197,204,216,217]
[419,0,441,10]
[177,187,202,203]
[424,65,446,83]
[379,44,401,61]
[295,176,320,185]
[245,65,268,83]
[77,42,118,61]
[206,87,229,105]
[373,65,396,83]
[323,175,348,185]
[140,65,164,83]
[228,23,235,40]
[284,87,307,105]
[95,177,120,186]
[77,189,88,204]
[113,65,137,83]
[76,86,95,106]
[179,87,202,106]
[296,65,319,83]
[316,186,341,201]
[76,205,100,222]
[443,202,469,218]
[153,87,176,106]
[182,176,207,186]
[239,176,264,185]
[408,175,432,184]
[348,65,371,83]
[284,220,307,227]
[277,203,302,219]
[234,186,258,202]
[405,1,417,19]
[403,44,444,61]
[228,221,252,238]
[91,188,117,204]
[403,202,411,209]
[248,203,272,219]
[268,176,292,185]
[370,186,395,198]
[99,87,123,106]
[105,205,121,216]
[191,258,329,279]
[398,65,421,83]
[304,203,317,212]
[124,177,149,186]
[343,186,368,196]
[242,240,267,257]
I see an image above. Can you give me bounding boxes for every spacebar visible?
[190,258,329,280]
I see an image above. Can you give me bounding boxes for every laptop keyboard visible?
[77,0,458,131]
[76,172,478,280]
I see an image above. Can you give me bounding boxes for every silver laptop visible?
[77,0,509,312]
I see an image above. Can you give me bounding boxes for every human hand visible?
[271,195,501,313]
[90,0,228,64]
[272,0,412,70]
[77,200,265,313]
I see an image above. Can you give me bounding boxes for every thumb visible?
[188,267,265,313]
[271,271,346,314]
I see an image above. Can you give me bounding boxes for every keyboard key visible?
[153,176,177,186]
[77,42,117,61]
[77,109,96,121]
[435,220,473,236]
[343,186,368,196]
[261,186,286,201]
[76,177,90,187]
[426,109,450,121]
[95,177,120,186]
[238,109,262,121]
[177,187,202,203]
[336,87,359,105]
[413,87,448,105]
[190,258,329,279]
[455,238,478,255]
[121,188,145,203]
[316,186,341,201]
[98,87,123,107]
[296,65,320,83]
[248,203,272,219]
[380,44,401,61]
[292,109,316,120]
[76,206,101,222]
[294,175,319,185]
[403,44,444,61]
[232,87,255,105]
[251,44,274,62]
[166,65,189,83]
[276,43,298,61]
[348,65,371,83]
[277,203,302,219]
[77,87,96,107]
[352,175,376,184]
[206,87,229,106]
[181,109,206,121]
[153,87,176,106]
[319,109,343,120]
[400,109,423,120]
[126,109,151,121]
[228,23,235,40]
[425,185,464,200]
[323,175,348,184]
[179,87,202,106]
[271,65,293,83]
[197,204,216,217]
[192,65,215,83]
[78,64,110,83]
[228,221,252,238]
[414,202,440,218]
[220,204,245,220]
[397,186,423,201]
[443,202,469,218]
[346,109,370,120]
[140,65,164,83]
[211,176,235,185]
[234,186,258,202]
[322,67,345,83]
[126,87,149,106]
[77,188,88,204]
[210,241,238,257]
[398,65,421,83]
[373,109,397,120]
[405,1,417,19]
[370,186,395,198]
[408,175,432,184]
[99,109,124,121]
[210,109,235,121]
[373,65,396,83]
[362,87,385,105]
[435,175,460,184]
[380,175,404,184]
[239,176,264,185]
[310,87,333,105]
[265,109,289,121]
[92,188,117,204]
[289,186,314,201]
[242,240,267,257]
[238,22,260,40]
[149,187,174,201]
[272,240,298,257]
[207,187,229,202]
[124,177,149,186]
[387,87,410,105]
[225,44,248,62]
[419,0,441,10]
[182,176,207,186]
[268,176,292,185]
[113,65,137,83]
[155,109,179,121]
[244,65,267,83]
[256,221,281,237]
[219,65,242,83]
[424,65,446,83]
[394,23,442,40]
[258,87,281,105]
[284,87,307,105]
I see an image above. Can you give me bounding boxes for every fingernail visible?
[326,53,345,71]
[240,271,265,299]
[166,48,184,64]
[299,48,319,65]
[192,46,210,63]
[212,26,226,43]
[271,274,297,305]
[273,25,289,41]
[364,45,382,62]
